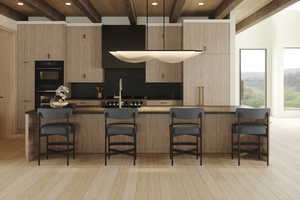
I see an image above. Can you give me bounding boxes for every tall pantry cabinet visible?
[17,23,66,131]
[183,20,231,106]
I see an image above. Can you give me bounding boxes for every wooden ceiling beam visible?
[0,3,28,21]
[237,0,300,33]
[126,0,137,25]
[22,0,65,21]
[213,0,245,19]
[71,0,102,23]
[170,0,186,23]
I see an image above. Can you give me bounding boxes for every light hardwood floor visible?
[1,118,300,200]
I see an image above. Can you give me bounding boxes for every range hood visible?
[109,0,204,64]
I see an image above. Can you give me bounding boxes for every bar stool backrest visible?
[236,108,270,121]
[104,108,138,119]
[170,108,204,120]
[37,108,73,120]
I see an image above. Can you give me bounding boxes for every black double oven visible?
[35,61,64,108]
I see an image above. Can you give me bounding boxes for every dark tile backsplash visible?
[71,69,182,100]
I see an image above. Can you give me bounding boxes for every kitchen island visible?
[25,106,267,161]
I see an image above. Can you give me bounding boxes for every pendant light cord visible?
[146,0,149,50]
[163,0,166,50]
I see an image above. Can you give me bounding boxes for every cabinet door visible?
[183,22,230,106]
[184,22,229,54]
[66,26,103,83]
[46,24,66,60]
[17,61,35,130]
[82,26,103,82]
[146,26,182,83]
[202,22,229,54]
[66,26,83,82]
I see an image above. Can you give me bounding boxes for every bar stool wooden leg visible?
[238,133,241,166]
[267,135,269,166]
[46,136,49,160]
[38,135,41,166]
[258,136,261,160]
[171,134,174,166]
[73,133,76,159]
[200,135,203,166]
[231,131,234,159]
[196,136,199,160]
[105,135,107,166]
[66,134,69,166]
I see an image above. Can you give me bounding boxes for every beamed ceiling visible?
[0,0,299,32]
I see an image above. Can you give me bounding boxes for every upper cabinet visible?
[183,22,230,54]
[183,20,231,106]
[18,24,66,61]
[66,26,104,82]
[146,25,183,83]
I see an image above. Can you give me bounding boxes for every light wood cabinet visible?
[146,26,183,83]
[0,29,17,137]
[18,24,66,61]
[66,26,104,83]
[16,61,35,131]
[183,21,231,106]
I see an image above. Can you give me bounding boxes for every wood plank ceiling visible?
[0,0,299,32]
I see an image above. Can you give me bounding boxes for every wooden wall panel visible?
[0,28,17,138]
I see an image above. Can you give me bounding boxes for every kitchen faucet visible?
[114,78,123,108]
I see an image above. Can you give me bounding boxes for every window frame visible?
[239,48,268,107]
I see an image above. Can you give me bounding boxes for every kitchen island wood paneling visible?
[25,106,267,162]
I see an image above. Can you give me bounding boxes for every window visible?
[240,49,267,107]
[284,48,300,109]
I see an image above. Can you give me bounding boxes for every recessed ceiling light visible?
[198,2,205,6]
[17,2,24,6]
[152,2,158,6]
[65,2,72,6]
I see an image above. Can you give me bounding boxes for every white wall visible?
[236,8,300,117]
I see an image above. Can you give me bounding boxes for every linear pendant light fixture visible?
[109,0,205,64]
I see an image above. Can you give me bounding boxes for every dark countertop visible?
[26,105,239,115]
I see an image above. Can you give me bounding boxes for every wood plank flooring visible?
[1,118,300,200]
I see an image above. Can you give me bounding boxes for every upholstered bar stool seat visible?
[232,123,267,135]
[107,124,135,136]
[41,123,74,135]
[172,124,201,136]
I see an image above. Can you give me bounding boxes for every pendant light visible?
[110,0,205,64]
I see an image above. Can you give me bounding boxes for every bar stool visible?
[37,108,75,166]
[232,108,270,166]
[169,108,204,166]
[104,108,138,165]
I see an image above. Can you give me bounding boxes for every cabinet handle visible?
[83,34,86,39]
[83,73,87,79]
[161,73,165,79]
[198,86,204,106]
[0,96,4,99]
[47,53,50,59]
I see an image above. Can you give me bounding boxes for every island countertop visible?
[27,105,239,115]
